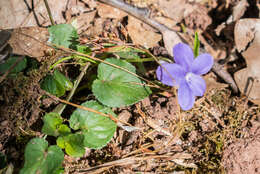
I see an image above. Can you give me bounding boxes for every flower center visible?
[185,72,193,82]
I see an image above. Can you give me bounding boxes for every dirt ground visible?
[0,0,260,173]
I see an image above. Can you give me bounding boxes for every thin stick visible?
[43,0,55,25]
[44,91,136,128]
[53,62,91,115]
[98,0,172,33]
[212,60,238,93]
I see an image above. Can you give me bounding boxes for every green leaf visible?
[102,43,117,47]
[41,112,71,137]
[76,45,91,54]
[41,75,65,97]
[0,152,7,169]
[58,124,71,136]
[53,70,73,91]
[194,32,200,58]
[48,24,78,49]
[69,100,117,149]
[0,56,27,75]
[116,51,139,59]
[57,134,85,157]
[20,138,64,174]
[42,113,63,137]
[106,46,145,59]
[53,168,64,174]
[92,58,151,107]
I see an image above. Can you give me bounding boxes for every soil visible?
[222,120,260,174]
[0,0,260,174]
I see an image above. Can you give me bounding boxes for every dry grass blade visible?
[136,103,172,136]
[77,155,183,173]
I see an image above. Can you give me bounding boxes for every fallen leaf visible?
[235,69,260,105]
[234,19,256,52]
[97,3,127,19]
[162,30,182,57]
[0,0,67,29]
[184,4,212,31]
[8,27,51,59]
[127,16,162,48]
[205,74,228,92]
[234,18,260,105]
[81,0,98,10]
[215,0,248,36]
[156,0,194,23]
[83,17,107,37]
[0,0,93,29]
[154,16,178,30]
[70,11,96,33]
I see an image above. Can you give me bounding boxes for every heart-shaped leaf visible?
[56,134,85,157]
[20,138,64,174]
[69,100,117,149]
[76,45,92,54]
[0,56,27,75]
[42,113,71,137]
[41,75,65,97]
[92,58,151,107]
[48,24,78,49]
[53,70,73,91]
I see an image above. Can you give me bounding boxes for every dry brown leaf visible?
[234,18,260,105]
[184,4,212,31]
[83,17,106,37]
[70,11,96,33]
[8,27,51,59]
[154,16,178,30]
[216,0,248,36]
[97,3,127,19]
[127,16,162,48]
[0,0,93,29]
[162,30,182,57]
[0,0,67,29]
[81,0,98,9]
[205,74,228,92]
[156,0,194,23]
[234,19,256,52]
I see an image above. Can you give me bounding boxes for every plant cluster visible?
[0,24,212,173]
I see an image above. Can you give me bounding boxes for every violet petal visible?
[173,43,194,71]
[186,73,206,96]
[178,80,195,110]
[191,53,214,75]
[156,63,186,86]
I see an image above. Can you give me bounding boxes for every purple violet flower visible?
[156,43,214,110]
